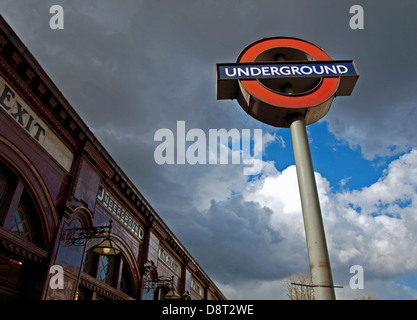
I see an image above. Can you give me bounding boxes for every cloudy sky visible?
[2,0,417,299]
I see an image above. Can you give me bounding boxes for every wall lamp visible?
[144,275,181,300]
[64,220,121,256]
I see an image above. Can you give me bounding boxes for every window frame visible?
[0,162,45,248]
[82,248,135,298]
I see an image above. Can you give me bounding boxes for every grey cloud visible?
[325,1,417,159]
[174,195,299,285]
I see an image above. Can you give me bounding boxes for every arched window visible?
[0,162,45,248]
[82,248,135,298]
[0,161,47,299]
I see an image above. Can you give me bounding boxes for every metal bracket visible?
[291,282,344,289]
[62,220,113,246]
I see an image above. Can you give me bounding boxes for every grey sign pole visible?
[216,37,358,300]
[289,113,336,300]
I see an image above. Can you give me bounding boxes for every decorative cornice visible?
[0,228,48,264]
[0,50,79,152]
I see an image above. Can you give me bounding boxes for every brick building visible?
[0,15,225,301]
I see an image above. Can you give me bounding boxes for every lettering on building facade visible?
[0,75,74,171]
[97,185,145,240]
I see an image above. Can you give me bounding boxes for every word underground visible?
[217,61,355,80]
[162,304,254,318]
[154,121,262,175]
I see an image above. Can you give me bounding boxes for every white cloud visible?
[243,166,303,237]
[327,150,417,279]
[206,148,417,299]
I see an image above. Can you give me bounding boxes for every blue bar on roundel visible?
[217,61,357,80]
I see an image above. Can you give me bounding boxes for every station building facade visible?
[0,15,225,301]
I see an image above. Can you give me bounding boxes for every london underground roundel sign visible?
[216,37,359,127]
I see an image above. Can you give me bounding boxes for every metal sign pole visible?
[217,37,359,300]
[289,113,336,300]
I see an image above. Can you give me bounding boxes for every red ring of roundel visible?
[237,38,340,109]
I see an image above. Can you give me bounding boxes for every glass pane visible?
[10,205,33,242]
[97,256,109,281]
[119,263,133,296]
[0,170,8,203]
[0,165,13,211]
[142,288,155,300]
[97,255,114,285]
[82,250,94,274]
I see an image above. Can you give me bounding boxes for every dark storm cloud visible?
[5,0,415,162]
[325,1,417,159]
[172,195,296,284]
